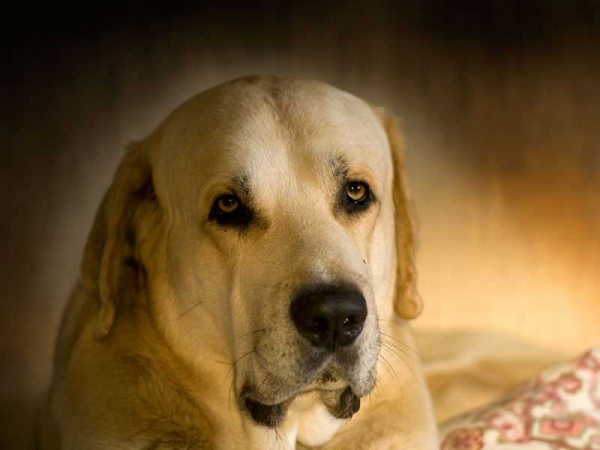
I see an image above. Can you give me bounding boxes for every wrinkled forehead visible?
[149,78,391,210]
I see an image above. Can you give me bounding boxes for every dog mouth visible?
[240,365,370,428]
[239,320,380,427]
[243,386,362,428]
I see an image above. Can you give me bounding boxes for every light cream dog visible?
[39,76,437,449]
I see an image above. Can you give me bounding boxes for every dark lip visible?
[244,397,287,428]
[243,386,362,428]
[324,386,361,419]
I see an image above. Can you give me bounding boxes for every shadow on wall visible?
[1,1,599,448]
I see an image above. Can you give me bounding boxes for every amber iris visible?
[216,195,239,213]
[347,182,368,202]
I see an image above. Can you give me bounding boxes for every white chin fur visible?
[287,394,346,447]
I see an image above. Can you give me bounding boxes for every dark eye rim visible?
[209,193,253,228]
[341,181,375,214]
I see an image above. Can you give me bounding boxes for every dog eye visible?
[347,182,368,202]
[209,194,253,228]
[216,195,239,214]
[342,181,373,215]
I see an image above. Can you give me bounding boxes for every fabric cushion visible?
[440,349,600,449]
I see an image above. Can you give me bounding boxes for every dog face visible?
[84,76,421,429]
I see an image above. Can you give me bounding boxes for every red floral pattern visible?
[442,428,486,450]
[440,349,600,450]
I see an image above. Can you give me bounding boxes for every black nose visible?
[290,285,368,351]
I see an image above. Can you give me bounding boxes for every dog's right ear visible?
[81,142,152,339]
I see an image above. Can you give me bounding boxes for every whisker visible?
[275,427,284,444]
[377,355,396,392]
[378,353,403,395]
[268,426,285,450]
[362,274,395,287]
[378,337,420,364]
[232,328,266,344]
[379,342,427,390]
[227,349,257,381]
[178,299,204,318]
[227,349,257,417]
[232,349,257,367]
[378,331,424,360]
[380,343,416,377]
[367,368,379,402]
[377,330,417,350]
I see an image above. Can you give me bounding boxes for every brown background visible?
[2,1,599,448]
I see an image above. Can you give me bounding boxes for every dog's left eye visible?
[347,182,368,202]
[209,194,253,228]
[342,181,373,214]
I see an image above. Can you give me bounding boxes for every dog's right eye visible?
[216,195,239,214]
[209,194,253,228]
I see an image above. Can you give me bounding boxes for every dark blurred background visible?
[2,1,600,447]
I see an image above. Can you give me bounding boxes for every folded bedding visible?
[439,348,600,449]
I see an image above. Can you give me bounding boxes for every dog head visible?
[81,76,421,428]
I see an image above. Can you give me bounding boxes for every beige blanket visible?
[416,330,569,424]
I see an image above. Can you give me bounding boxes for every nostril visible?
[338,314,365,345]
[342,315,361,331]
[304,317,330,343]
[341,316,359,333]
[308,318,329,333]
[342,316,359,325]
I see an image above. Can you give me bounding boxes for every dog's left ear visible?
[373,108,423,320]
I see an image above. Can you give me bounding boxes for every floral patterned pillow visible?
[440,349,600,450]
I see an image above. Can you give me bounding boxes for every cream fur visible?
[39,76,437,449]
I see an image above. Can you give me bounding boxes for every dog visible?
[38,76,438,449]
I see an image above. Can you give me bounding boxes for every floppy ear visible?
[375,109,423,320]
[80,142,153,339]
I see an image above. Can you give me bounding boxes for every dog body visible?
[40,76,437,449]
